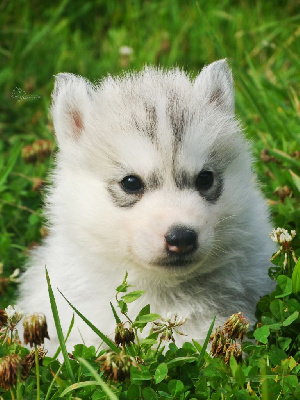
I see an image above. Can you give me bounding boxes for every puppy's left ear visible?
[194,59,234,114]
[51,73,95,149]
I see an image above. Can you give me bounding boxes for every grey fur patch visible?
[174,168,223,203]
[145,103,158,139]
[107,184,140,208]
[167,91,189,142]
[209,88,224,106]
[206,135,240,170]
[198,158,225,202]
[174,168,224,203]
[174,170,193,190]
[148,171,163,191]
[190,135,239,203]
[198,173,224,203]
[107,170,162,208]
[132,103,157,140]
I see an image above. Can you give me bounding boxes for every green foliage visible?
[292,259,300,294]
[0,1,299,309]
[59,288,120,354]
[254,232,300,363]
[46,268,75,382]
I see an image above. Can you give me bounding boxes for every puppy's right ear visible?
[51,73,94,148]
[194,59,234,114]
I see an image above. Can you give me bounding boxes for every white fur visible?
[19,60,275,354]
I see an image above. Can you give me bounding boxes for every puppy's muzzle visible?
[165,225,198,255]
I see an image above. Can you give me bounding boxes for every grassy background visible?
[0,0,299,307]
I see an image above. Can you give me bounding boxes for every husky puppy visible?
[19,60,274,354]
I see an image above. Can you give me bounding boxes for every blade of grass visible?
[166,356,198,369]
[110,302,122,324]
[45,268,75,383]
[21,0,70,57]
[59,357,118,399]
[60,380,103,395]
[58,289,120,353]
[289,170,300,192]
[269,149,300,170]
[236,72,276,138]
[44,363,63,400]
[195,316,216,366]
[0,144,22,189]
[52,313,75,360]
[195,1,227,59]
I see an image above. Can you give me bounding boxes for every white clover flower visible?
[280,232,292,243]
[119,46,133,56]
[13,305,24,322]
[4,305,24,324]
[176,315,186,325]
[270,228,298,268]
[165,311,173,322]
[153,311,187,343]
[5,305,15,319]
[161,312,187,326]
[269,228,295,244]
[9,268,20,279]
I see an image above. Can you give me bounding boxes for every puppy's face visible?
[51,61,253,280]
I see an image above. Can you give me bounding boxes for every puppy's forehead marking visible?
[130,88,191,147]
[174,170,193,190]
[132,102,158,140]
[145,103,158,139]
[148,171,163,191]
[166,90,190,143]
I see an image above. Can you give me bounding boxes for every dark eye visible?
[196,171,214,191]
[120,175,144,194]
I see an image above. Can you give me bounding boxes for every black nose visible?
[165,226,198,255]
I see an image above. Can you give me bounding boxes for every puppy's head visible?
[50,60,253,282]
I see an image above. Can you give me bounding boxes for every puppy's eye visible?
[196,171,214,191]
[120,175,144,194]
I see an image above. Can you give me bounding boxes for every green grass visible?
[1,256,299,398]
[0,1,299,305]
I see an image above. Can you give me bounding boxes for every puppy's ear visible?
[51,73,94,147]
[194,59,234,114]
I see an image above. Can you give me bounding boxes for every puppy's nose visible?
[165,226,197,255]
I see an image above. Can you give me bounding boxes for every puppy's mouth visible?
[153,254,197,268]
